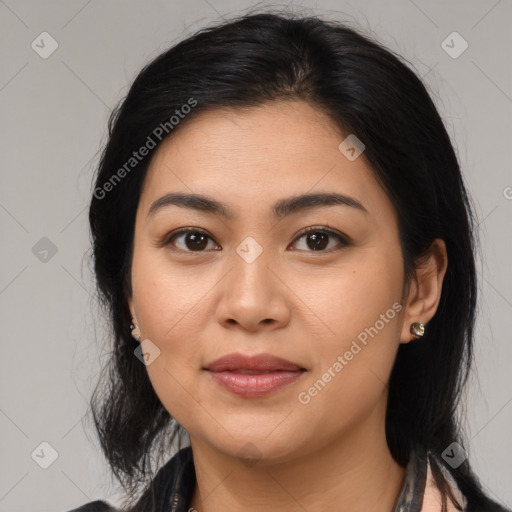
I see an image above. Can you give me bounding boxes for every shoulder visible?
[422,453,466,511]
[64,500,119,512]
[66,446,195,512]
[423,450,512,512]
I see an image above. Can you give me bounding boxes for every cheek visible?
[296,246,403,402]
[298,245,403,342]
[130,253,204,392]
[131,248,213,339]
[132,271,205,425]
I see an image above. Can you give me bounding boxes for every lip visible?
[203,353,306,398]
[204,352,305,372]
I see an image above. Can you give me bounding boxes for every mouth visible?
[228,369,294,374]
[203,353,307,398]
[204,352,305,373]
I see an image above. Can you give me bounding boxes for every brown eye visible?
[166,229,219,252]
[291,227,350,252]
[162,226,349,254]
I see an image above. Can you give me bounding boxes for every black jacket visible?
[67,444,511,512]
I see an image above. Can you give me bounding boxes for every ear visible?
[400,238,448,344]
[128,296,137,323]
[127,296,142,342]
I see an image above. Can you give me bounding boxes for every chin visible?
[197,428,307,467]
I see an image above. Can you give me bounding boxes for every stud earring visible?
[130,319,141,341]
[410,322,425,339]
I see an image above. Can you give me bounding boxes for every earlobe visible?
[130,319,141,342]
[400,239,448,344]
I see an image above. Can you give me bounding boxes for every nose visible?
[215,246,291,332]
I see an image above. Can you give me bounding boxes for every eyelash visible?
[160,226,351,254]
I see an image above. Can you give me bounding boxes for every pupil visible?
[186,232,208,251]
[307,232,328,250]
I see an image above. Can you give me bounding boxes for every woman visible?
[69,11,511,512]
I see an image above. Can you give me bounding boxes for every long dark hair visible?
[88,11,508,511]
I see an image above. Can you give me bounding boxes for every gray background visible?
[1,1,511,510]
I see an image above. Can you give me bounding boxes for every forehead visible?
[138,101,388,220]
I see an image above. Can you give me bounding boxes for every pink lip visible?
[204,352,304,372]
[204,353,306,398]
[207,370,305,397]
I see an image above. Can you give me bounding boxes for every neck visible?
[188,401,406,512]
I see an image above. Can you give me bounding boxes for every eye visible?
[290,226,350,252]
[161,226,350,253]
[164,228,220,252]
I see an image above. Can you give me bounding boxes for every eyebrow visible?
[147,191,368,220]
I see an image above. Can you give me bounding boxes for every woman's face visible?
[128,100,414,463]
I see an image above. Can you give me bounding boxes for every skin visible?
[128,100,448,512]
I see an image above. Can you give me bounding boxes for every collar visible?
[161,445,196,512]
[392,444,428,512]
